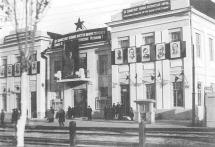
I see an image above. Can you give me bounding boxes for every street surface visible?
[0,118,214,147]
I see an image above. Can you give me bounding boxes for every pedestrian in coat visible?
[87,106,92,120]
[129,107,134,121]
[58,109,65,127]
[0,109,5,125]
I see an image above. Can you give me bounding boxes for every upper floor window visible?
[196,33,201,58]
[209,38,214,61]
[15,55,21,63]
[30,53,37,61]
[142,32,155,45]
[118,36,129,48]
[54,60,61,73]
[0,57,7,66]
[99,54,108,75]
[169,28,182,42]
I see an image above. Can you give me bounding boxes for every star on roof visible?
[75,18,84,31]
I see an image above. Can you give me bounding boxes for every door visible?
[121,85,130,116]
[74,89,87,117]
[205,93,215,127]
[31,92,37,118]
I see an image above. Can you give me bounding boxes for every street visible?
[0,119,214,147]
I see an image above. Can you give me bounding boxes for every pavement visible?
[0,118,215,147]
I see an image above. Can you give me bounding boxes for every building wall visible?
[0,31,50,119]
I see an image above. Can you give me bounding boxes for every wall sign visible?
[122,0,171,19]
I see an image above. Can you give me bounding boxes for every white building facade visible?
[107,0,215,120]
[46,28,111,118]
[0,30,50,119]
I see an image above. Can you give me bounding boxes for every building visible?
[46,27,111,118]
[107,0,215,120]
[0,30,50,119]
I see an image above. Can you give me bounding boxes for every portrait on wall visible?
[170,41,181,58]
[141,45,150,62]
[127,47,136,63]
[115,48,123,64]
[156,43,166,60]
[14,63,21,76]
[7,64,13,77]
[31,61,37,74]
[0,66,6,77]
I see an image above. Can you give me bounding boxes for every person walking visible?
[58,108,65,127]
[129,107,134,121]
[0,109,5,125]
[87,106,92,120]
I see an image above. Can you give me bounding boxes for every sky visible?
[38,0,141,34]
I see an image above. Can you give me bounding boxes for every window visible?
[15,55,21,63]
[3,94,7,111]
[99,54,108,75]
[146,84,155,100]
[196,33,201,58]
[118,36,129,48]
[169,28,182,42]
[173,82,183,107]
[142,33,155,45]
[79,53,87,76]
[30,53,37,61]
[54,60,62,73]
[99,87,108,97]
[209,38,214,61]
[197,82,202,106]
[0,57,7,65]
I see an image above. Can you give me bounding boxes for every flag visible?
[175,76,179,82]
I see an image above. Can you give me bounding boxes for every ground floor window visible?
[146,83,155,100]
[95,97,111,110]
[173,82,183,107]
[16,93,21,111]
[3,94,6,111]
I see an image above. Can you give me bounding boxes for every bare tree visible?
[3,0,50,146]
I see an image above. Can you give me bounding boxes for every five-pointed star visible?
[75,18,84,31]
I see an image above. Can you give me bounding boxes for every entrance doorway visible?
[121,85,130,116]
[205,92,215,127]
[74,89,87,117]
[31,92,37,118]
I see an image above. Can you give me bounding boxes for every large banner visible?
[122,0,171,19]
[62,39,79,79]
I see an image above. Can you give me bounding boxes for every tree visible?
[2,0,50,146]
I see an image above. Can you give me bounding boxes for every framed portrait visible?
[170,41,181,58]
[115,48,123,64]
[141,45,150,62]
[128,47,136,63]
[0,66,6,77]
[156,43,166,60]
[7,64,13,77]
[31,61,37,74]
[14,63,21,76]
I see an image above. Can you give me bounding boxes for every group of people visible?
[67,106,92,121]
[0,108,20,126]
[46,105,93,126]
[104,103,134,121]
